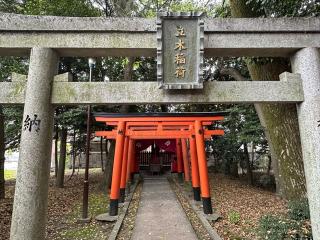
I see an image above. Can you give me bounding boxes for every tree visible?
[227,0,310,200]
[21,0,101,16]
[207,103,266,180]
[0,0,21,13]
[247,0,320,17]
[56,127,67,188]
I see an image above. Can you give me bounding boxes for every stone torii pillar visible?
[10,48,58,240]
[291,47,320,239]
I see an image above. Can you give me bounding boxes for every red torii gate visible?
[94,113,225,216]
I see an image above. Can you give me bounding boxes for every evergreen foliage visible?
[288,199,310,221]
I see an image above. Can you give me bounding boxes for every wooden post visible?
[194,120,212,214]
[176,139,183,183]
[181,138,191,182]
[131,141,137,183]
[120,136,129,203]
[126,139,133,182]
[190,135,201,201]
[109,121,126,216]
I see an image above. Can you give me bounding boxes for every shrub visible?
[258,215,296,240]
[288,199,310,221]
[228,210,241,224]
[258,213,312,240]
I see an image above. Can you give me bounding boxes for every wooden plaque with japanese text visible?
[157,12,204,89]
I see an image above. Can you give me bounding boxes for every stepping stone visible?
[95,213,118,222]
[206,213,222,222]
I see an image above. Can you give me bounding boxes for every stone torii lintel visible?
[0,72,304,105]
[0,14,319,57]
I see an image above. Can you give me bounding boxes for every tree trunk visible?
[267,155,272,175]
[247,62,306,199]
[230,158,239,178]
[54,124,59,178]
[68,128,76,181]
[229,0,307,200]
[250,142,255,184]
[0,106,5,199]
[123,57,134,82]
[160,105,168,112]
[254,104,282,195]
[244,143,253,185]
[229,0,260,17]
[72,129,76,174]
[56,127,67,188]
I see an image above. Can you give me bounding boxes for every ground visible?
[46,171,114,240]
[4,170,16,180]
[0,171,287,240]
[210,173,287,239]
[1,170,115,240]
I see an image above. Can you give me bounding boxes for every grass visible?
[60,225,105,239]
[60,191,111,239]
[4,168,102,181]
[4,170,16,180]
[67,191,109,222]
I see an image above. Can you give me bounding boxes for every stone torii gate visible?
[0,13,319,240]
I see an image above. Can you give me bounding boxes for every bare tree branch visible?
[104,0,114,17]
[204,0,211,8]
[5,137,20,151]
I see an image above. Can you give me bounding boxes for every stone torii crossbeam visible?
[0,13,319,240]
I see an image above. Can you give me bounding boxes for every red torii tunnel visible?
[94,112,225,216]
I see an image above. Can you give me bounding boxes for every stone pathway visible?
[131,176,198,240]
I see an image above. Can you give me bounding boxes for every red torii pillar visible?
[176,139,184,183]
[131,143,138,182]
[109,121,126,216]
[190,134,201,201]
[126,138,135,184]
[181,138,191,182]
[120,136,129,203]
[195,120,213,214]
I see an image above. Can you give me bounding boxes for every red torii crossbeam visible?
[94,112,225,216]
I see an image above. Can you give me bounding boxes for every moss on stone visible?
[52,83,77,103]
[10,81,26,99]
